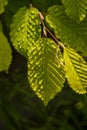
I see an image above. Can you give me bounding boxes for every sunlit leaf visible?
[64,48,87,94]
[28,38,65,105]
[46,5,87,55]
[10,6,41,57]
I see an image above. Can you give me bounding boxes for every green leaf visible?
[0,31,12,72]
[28,38,65,105]
[46,5,87,55]
[10,6,41,57]
[0,0,8,14]
[64,48,87,94]
[62,0,87,22]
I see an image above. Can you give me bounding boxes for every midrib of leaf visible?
[43,39,48,88]
[44,40,63,88]
[28,38,65,105]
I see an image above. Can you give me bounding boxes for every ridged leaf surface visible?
[62,0,87,22]
[0,0,8,14]
[0,31,12,72]
[28,38,65,105]
[10,6,41,57]
[64,48,87,94]
[46,5,87,55]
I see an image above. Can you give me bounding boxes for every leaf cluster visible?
[0,0,87,106]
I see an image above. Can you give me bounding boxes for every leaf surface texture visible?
[64,48,87,94]
[10,6,41,57]
[28,38,65,105]
[62,0,87,22]
[46,5,87,55]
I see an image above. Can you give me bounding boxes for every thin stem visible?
[39,12,65,49]
[45,27,65,49]
[39,12,47,37]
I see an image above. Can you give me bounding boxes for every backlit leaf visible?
[64,48,87,94]
[28,38,65,105]
[10,6,41,57]
[46,5,87,55]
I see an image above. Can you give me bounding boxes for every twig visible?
[38,12,65,49]
[39,12,47,37]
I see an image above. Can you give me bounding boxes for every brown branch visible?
[38,12,65,49]
[45,27,65,49]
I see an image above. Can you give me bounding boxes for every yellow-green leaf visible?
[64,48,87,94]
[0,31,12,72]
[28,38,65,105]
[46,5,87,55]
[10,6,41,57]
